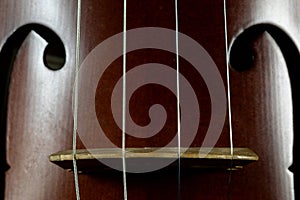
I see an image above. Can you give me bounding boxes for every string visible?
[223,0,234,199]
[72,0,82,199]
[122,0,128,199]
[175,0,181,199]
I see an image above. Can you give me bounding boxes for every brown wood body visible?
[0,0,298,199]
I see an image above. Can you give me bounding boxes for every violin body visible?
[0,0,297,199]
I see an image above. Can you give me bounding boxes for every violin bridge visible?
[49,147,258,173]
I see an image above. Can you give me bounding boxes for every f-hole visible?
[0,23,66,198]
[229,23,300,199]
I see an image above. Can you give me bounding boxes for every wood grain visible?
[0,0,297,199]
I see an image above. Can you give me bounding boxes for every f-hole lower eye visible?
[43,42,66,70]
[229,38,255,71]
[0,23,66,71]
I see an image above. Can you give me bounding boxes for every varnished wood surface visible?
[0,0,298,199]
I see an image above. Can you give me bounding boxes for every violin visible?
[0,0,297,199]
